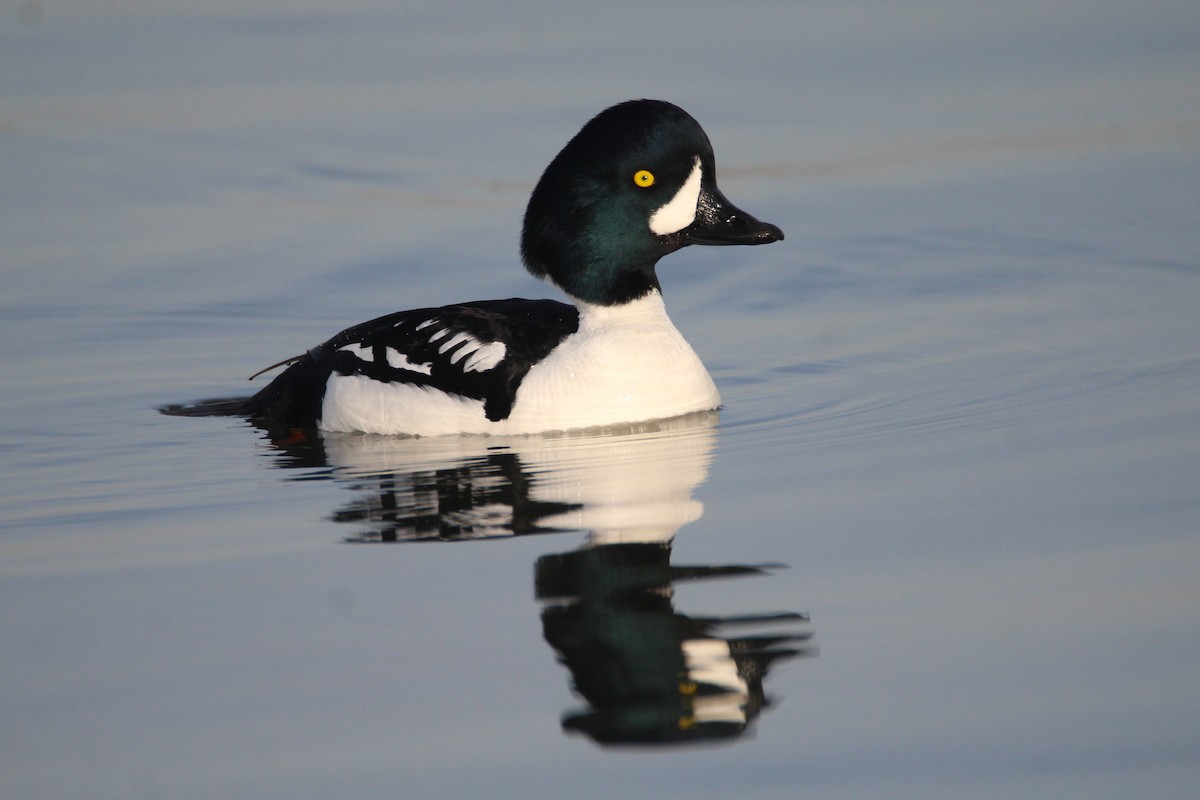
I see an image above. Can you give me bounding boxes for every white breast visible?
[502,292,721,432]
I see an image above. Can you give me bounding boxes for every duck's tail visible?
[159,354,329,429]
[158,397,253,417]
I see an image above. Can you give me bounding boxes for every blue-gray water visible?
[3,2,1199,798]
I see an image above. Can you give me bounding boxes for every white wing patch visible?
[386,349,432,375]
[340,324,505,376]
[438,331,506,373]
[438,331,475,355]
[649,156,702,235]
[461,341,506,372]
[339,342,433,374]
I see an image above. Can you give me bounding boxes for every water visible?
[3,2,1199,798]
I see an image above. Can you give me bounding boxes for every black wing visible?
[240,298,579,429]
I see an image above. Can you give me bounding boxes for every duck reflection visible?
[264,411,815,745]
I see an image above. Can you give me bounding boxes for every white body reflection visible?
[315,411,719,544]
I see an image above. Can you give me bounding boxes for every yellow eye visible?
[633,169,655,188]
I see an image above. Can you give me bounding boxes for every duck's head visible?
[521,99,784,306]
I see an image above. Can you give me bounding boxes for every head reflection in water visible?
[269,412,816,746]
[537,543,812,745]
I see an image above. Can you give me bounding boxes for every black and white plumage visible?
[165,100,783,436]
[240,299,579,432]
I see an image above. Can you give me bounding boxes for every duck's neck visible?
[573,290,674,331]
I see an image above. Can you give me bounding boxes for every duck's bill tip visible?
[753,221,785,243]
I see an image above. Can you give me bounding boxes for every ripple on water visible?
[717,346,1200,463]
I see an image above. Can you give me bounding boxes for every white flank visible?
[320,375,489,436]
[648,156,702,235]
[339,343,371,359]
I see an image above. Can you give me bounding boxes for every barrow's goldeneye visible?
[169,100,783,436]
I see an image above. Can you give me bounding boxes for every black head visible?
[521,100,783,306]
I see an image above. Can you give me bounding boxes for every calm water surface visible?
[3,2,1199,798]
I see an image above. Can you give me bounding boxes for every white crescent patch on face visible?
[648,156,702,236]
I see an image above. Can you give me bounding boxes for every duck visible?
[178,100,783,436]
